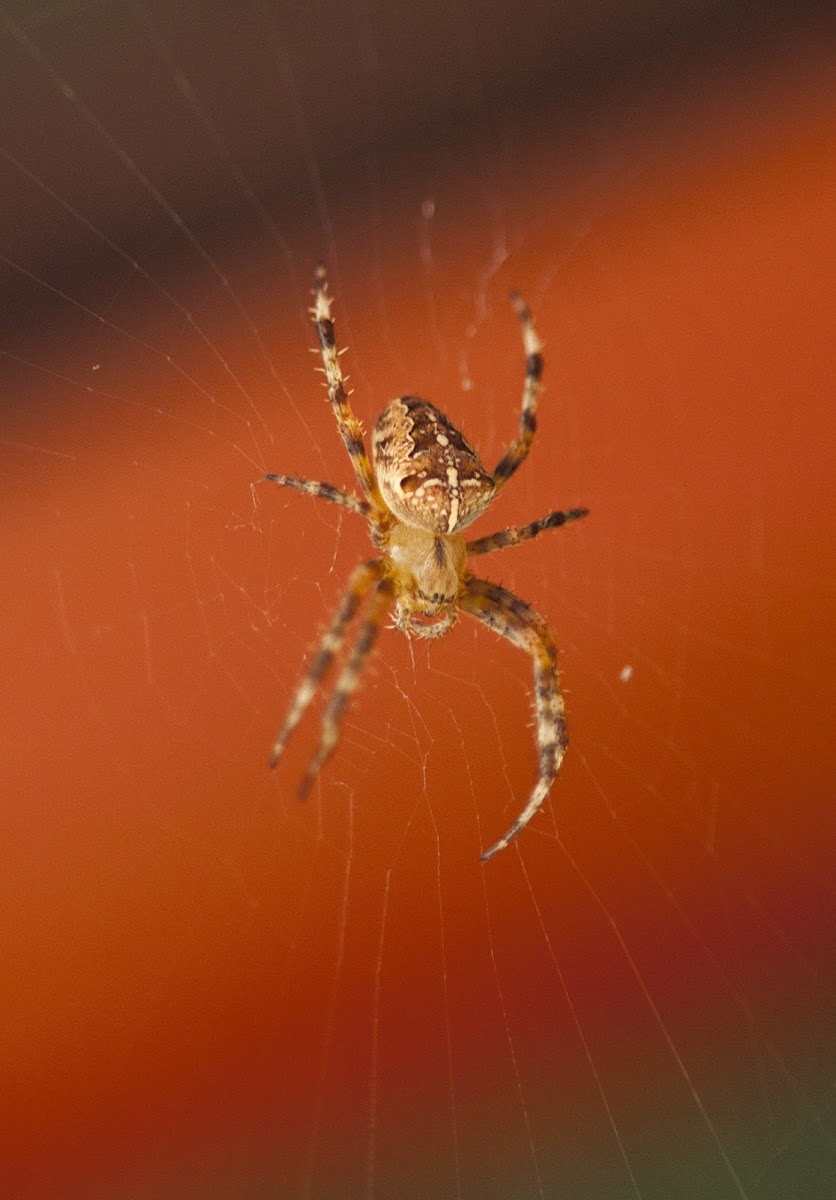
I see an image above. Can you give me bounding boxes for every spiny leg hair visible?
[491,290,543,492]
[466,507,589,557]
[265,472,370,517]
[299,577,395,798]
[460,576,566,861]
[269,560,383,769]
[311,264,388,521]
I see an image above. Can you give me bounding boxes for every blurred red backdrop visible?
[1,3,833,1197]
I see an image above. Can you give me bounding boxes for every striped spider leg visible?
[459,576,566,862]
[266,263,588,860]
[266,267,392,794]
[268,560,382,772]
[265,473,370,517]
[309,262,392,540]
[466,507,589,558]
[268,560,394,802]
[491,289,543,492]
[463,512,589,859]
[297,575,394,797]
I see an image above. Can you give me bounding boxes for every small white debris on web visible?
[619,665,633,683]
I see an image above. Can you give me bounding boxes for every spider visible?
[266,263,587,861]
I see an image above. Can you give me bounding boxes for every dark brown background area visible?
[2,0,827,294]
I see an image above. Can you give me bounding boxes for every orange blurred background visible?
[1,3,833,1196]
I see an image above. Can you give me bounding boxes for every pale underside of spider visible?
[266,263,587,861]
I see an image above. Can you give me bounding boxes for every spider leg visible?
[269,560,383,769]
[312,264,390,523]
[298,576,395,799]
[459,575,567,861]
[265,472,370,517]
[491,290,543,493]
[466,507,588,556]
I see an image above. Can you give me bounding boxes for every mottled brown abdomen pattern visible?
[372,396,495,534]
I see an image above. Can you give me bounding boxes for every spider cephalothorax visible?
[266,263,587,860]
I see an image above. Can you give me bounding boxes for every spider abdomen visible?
[373,396,494,534]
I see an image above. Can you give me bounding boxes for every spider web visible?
[1,2,833,1197]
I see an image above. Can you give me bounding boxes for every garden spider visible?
[266,264,587,861]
